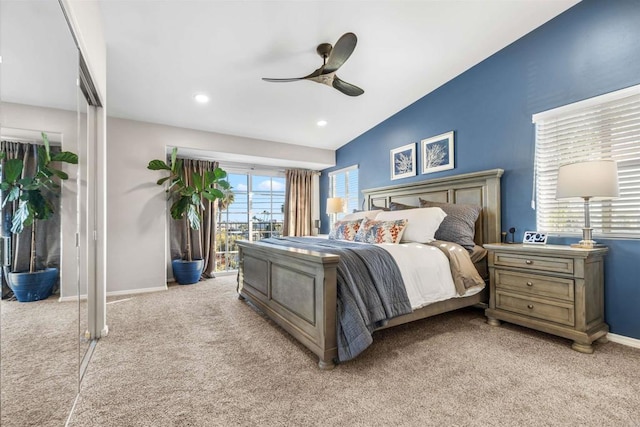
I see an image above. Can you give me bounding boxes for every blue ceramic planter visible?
[172,259,204,285]
[7,267,58,302]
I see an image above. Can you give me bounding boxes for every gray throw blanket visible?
[260,237,411,361]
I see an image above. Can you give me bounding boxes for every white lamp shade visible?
[556,160,619,200]
[326,197,345,214]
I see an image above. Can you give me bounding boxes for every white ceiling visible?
[1,1,580,152]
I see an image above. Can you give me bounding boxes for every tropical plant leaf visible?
[18,177,36,189]
[203,188,224,201]
[191,172,204,192]
[2,186,21,208]
[156,176,171,186]
[28,190,54,221]
[217,179,231,190]
[11,201,32,234]
[49,168,69,180]
[170,147,177,171]
[37,145,49,170]
[203,170,216,188]
[51,151,78,164]
[190,192,201,208]
[3,159,24,183]
[41,132,51,163]
[186,204,201,230]
[214,167,227,180]
[170,196,190,221]
[147,160,171,171]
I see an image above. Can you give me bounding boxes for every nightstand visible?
[484,243,608,353]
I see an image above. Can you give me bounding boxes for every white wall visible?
[107,117,334,294]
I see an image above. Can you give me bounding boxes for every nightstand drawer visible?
[494,270,574,302]
[496,291,575,326]
[493,252,574,274]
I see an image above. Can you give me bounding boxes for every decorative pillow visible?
[354,219,408,244]
[341,209,382,221]
[328,220,363,241]
[375,207,447,243]
[419,199,481,250]
[371,204,390,211]
[389,201,417,211]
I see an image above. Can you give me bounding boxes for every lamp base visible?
[570,240,606,249]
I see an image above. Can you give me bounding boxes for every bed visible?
[237,168,503,369]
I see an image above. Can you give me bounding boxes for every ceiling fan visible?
[262,32,364,97]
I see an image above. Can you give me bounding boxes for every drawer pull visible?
[527,281,533,287]
[525,260,533,265]
[527,304,534,309]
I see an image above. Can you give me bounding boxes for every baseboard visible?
[59,294,88,303]
[58,285,169,302]
[607,332,640,349]
[106,285,168,298]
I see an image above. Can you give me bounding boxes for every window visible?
[533,84,640,238]
[328,165,359,223]
[215,170,285,272]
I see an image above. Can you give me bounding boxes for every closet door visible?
[0,0,81,425]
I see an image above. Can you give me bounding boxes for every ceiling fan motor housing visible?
[316,43,332,59]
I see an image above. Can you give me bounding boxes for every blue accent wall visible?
[320,0,640,340]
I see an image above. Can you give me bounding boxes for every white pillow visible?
[341,209,383,221]
[375,207,447,243]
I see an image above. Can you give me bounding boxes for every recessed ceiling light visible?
[317,120,328,127]
[194,93,209,104]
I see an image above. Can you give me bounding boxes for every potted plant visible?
[148,147,231,285]
[0,132,78,302]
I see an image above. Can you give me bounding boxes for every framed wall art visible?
[421,131,454,174]
[390,142,416,180]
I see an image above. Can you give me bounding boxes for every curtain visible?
[1,141,62,298]
[169,158,218,279]
[283,169,315,237]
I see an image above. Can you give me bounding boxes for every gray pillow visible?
[419,199,481,250]
[389,201,416,211]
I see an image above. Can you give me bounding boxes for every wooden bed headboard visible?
[362,169,504,246]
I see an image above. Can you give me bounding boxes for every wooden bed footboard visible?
[237,240,340,369]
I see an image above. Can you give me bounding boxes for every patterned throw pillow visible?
[419,199,481,250]
[354,219,408,244]
[328,220,363,241]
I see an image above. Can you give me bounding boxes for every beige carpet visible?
[60,275,640,426]
[1,296,79,427]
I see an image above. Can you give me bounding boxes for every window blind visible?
[328,165,359,221]
[533,85,640,238]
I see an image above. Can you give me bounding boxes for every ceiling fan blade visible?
[263,67,323,83]
[332,76,364,97]
[323,32,357,74]
[262,77,305,82]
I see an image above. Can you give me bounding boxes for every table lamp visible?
[326,197,345,215]
[556,160,619,248]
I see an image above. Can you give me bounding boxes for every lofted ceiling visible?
[1,1,580,152]
[97,0,579,151]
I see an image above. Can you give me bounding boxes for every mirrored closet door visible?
[0,0,89,425]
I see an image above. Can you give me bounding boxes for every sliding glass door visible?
[215,172,285,273]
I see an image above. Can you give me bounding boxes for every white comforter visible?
[376,242,482,310]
